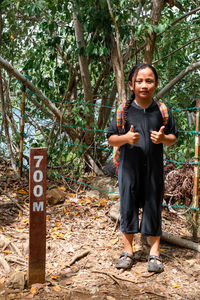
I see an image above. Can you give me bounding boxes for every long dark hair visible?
[123,63,158,125]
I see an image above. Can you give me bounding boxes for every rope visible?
[24,85,200,112]
[172,106,200,112]
[162,203,199,212]
[49,121,107,132]
[50,173,200,212]
[51,99,115,109]
[51,142,111,151]
[178,130,200,135]
[164,158,200,165]
[50,173,119,194]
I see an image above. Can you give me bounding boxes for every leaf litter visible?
[0,158,199,299]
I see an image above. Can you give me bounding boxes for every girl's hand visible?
[150,126,165,144]
[126,125,140,145]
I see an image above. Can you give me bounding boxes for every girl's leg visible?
[149,235,160,257]
[122,232,134,255]
[115,232,135,269]
[148,236,163,272]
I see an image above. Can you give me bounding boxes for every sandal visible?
[115,252,135,270]
[148,255,164,273]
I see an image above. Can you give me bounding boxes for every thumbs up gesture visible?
[150,126,165,144]
[126,125,140,145]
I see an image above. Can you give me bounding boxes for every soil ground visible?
[0,159,199,300]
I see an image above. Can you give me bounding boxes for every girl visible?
[107,64,178,272]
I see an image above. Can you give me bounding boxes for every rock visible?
[85,190,100,199]
[9,271,26,290]
[103,161,116,177]
[106,296,116,300]
[89,175,119,199]
[46,189,66,205]
[109,202,120,221]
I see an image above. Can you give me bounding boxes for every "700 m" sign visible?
[28,148,47,286]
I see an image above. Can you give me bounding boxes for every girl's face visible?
[129,67,158,102]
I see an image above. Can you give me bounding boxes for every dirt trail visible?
[0,159,199,299]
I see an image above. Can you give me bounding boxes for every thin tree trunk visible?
[73,13,93,103]
[0,9,18,175]
[0,71,18,175]
[97,85,117,130]
[73,12,94,145]
[143,0,164,64]
[107,0,127,105]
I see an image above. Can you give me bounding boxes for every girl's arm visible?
[108,125,140,147]
[150,126,177,146]
[160,133,177,146]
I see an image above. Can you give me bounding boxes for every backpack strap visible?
[116,104,125,133]
[157,101,168,126]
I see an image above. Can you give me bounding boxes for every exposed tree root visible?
[68,249,90,266]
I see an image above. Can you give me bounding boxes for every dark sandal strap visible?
[120,252,134,261]
[148,255,162,262]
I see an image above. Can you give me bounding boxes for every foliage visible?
[0,0,199,175]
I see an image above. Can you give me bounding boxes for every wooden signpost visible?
[28,148,47,287]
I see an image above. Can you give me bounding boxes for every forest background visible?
[0,0,199,181]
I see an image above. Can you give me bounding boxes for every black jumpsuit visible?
[107,100,178,236]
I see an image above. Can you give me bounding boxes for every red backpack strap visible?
[113,103,125,175]
[157,101,168,126]
[116,104,125,133]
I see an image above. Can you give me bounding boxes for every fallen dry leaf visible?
[20,218,29,223]
[17,189,28,194]
[51,274,60,280]
[2,250,11,255]
[30,286,39,295]
[110,237,119,245]
[16,226,25,230]
[53,285,61,292]
[57,186,66,191]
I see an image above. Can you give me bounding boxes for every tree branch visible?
[55,43,78,77]
[157,6,200,38]
[153,36,200,64]
[170,6,200,27]
[156,61,200,99]
[0,55,78,141]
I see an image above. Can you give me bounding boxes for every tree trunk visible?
[0,9,18,175]
[73,12,93,103]
[73,12,94,145]
[0,70,18,175]
[143,0,164,64]
[97,85,117,130]
[110,34,127,105]
[107,0,127,105]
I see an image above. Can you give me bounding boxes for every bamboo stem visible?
[193,98,200,240]
[18,85,26,177]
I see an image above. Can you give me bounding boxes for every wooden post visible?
[193,98,200,240]
[18,85,26,177]
[28,148,47,287]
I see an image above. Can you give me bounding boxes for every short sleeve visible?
[164,107,178,138]
[106,113,118,139]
